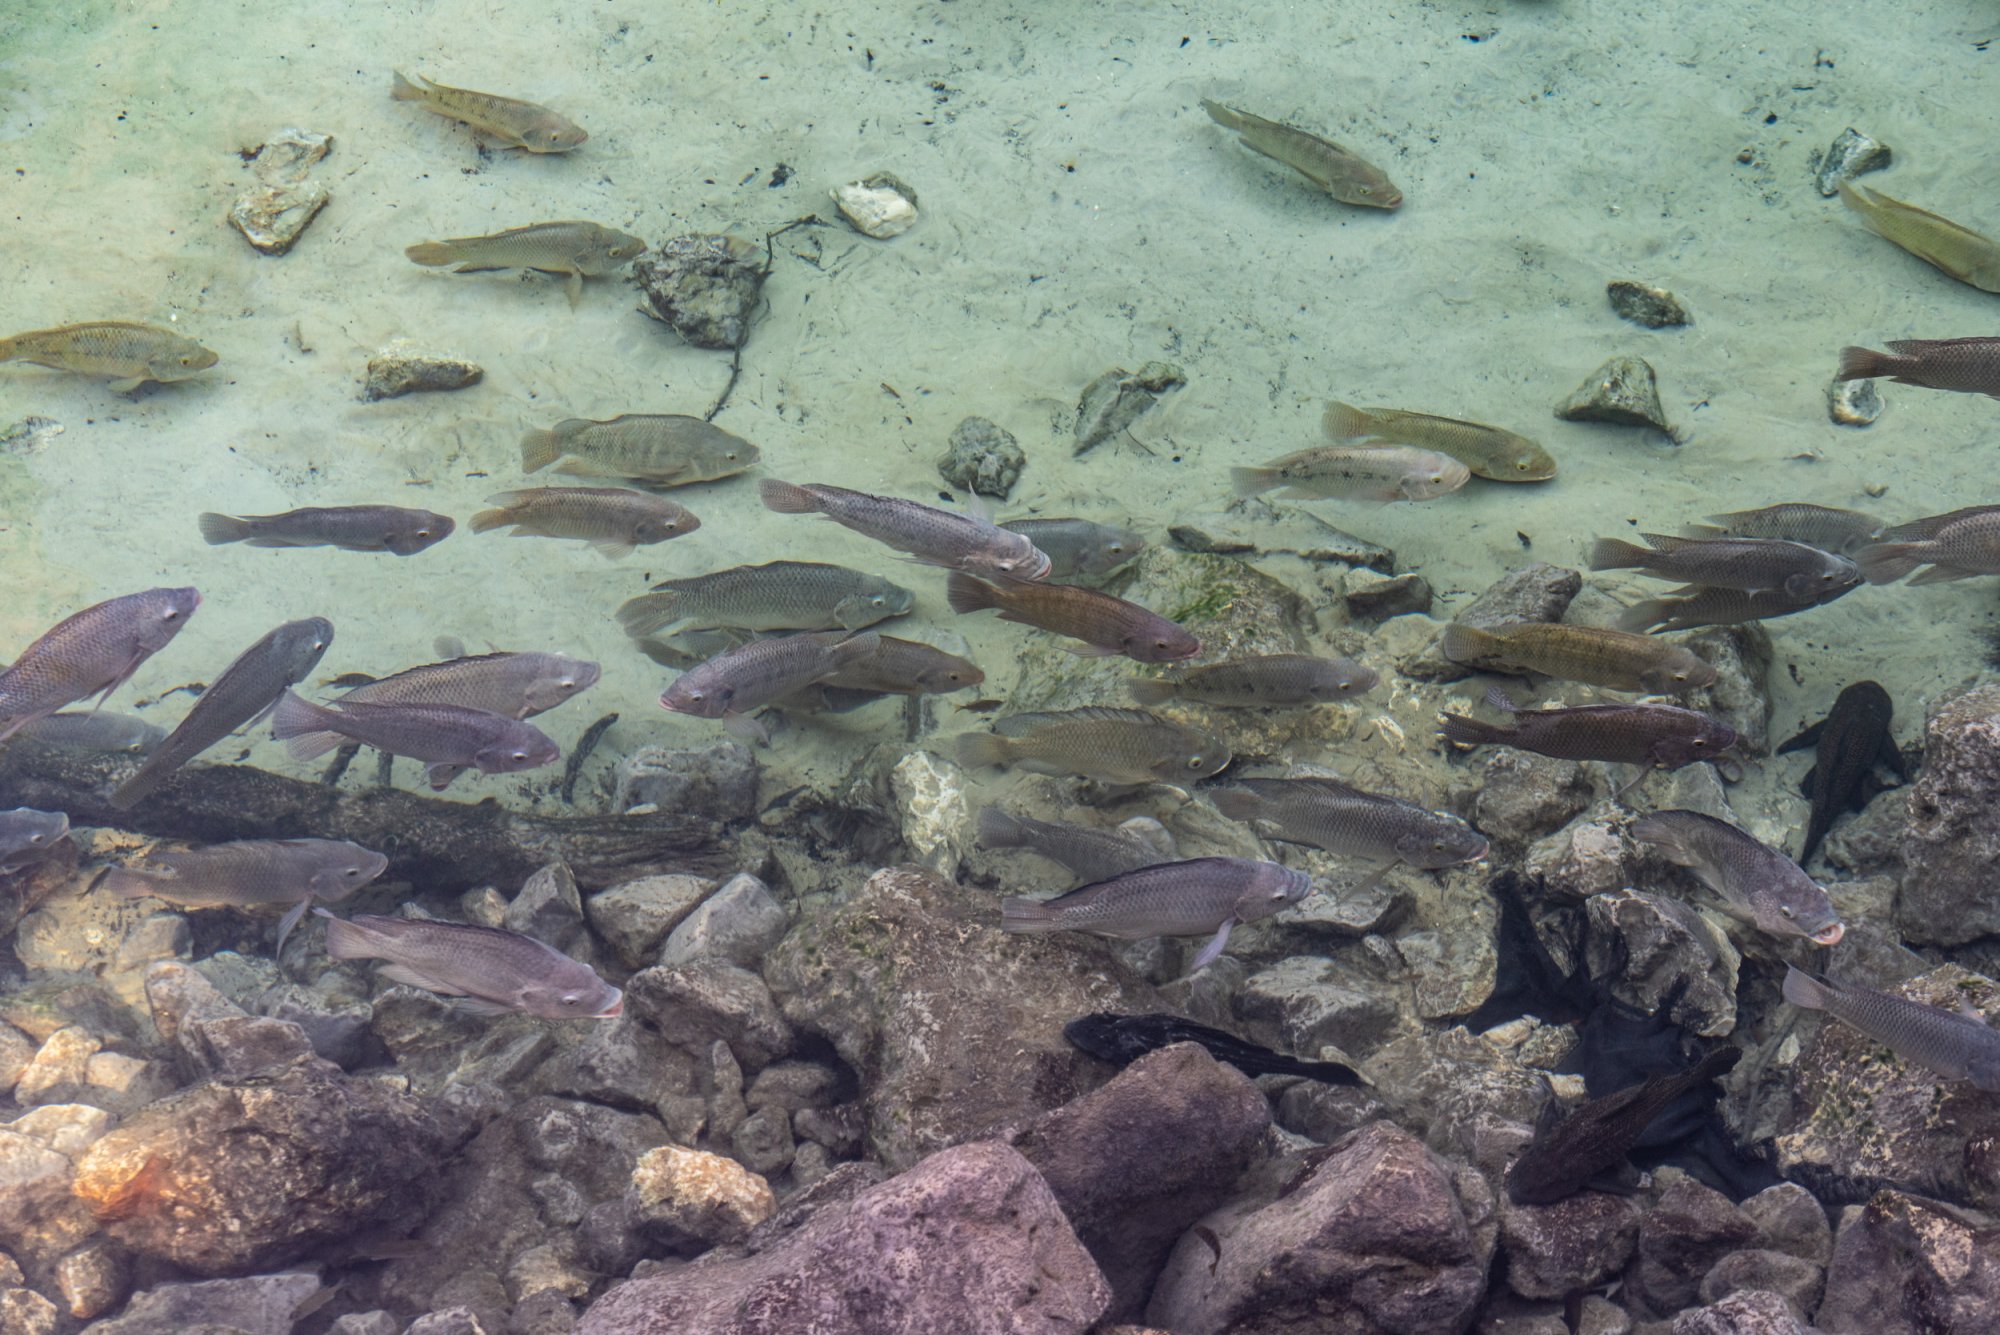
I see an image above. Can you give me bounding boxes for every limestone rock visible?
[1236,957,1403,1057]
[624,962,794,1072]
[729,1106,794,1177]
[145,960,317,1081]
[228,128,332,255]
[629,1146,775,1250]
[1812,127,1892,196]
[1898,684,2000,944]
[0,1107,104,1271]
[1607,280,1690,328]
[1740,1182,1831,1264]
[1498,1191,1643,1300]
[1584,889,1740,1037]
[1368,1028,1549,1168]
[587,875,714,968]
[890,749,973,875]
[53,1237,127,1319]
[1827,376,1882,427]
[633,234,769,350]
[937,416,1023,498]
[504,862,587,951]
[1473,751,1594,853]
[657,874,787,969]
[1345,571,1433,620]
[613,741,758,821]
[1627,1174,1759,1316]
[1075,362,1185,455]
[1697,1248,1823,1313]
[82,1271,322,1335]
[13,1028,98,1106]
[1556,355,1672,433]
[1681,624,1773,754]
[362,342,483,400]
[1815,1188,2000,1334]
[829,172,919,239]
[0,1289,57,1335]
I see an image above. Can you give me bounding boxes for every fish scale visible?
[1630,809,1844,945]
[1438,621,1715,694]
[1001,856,1312,972]
[1687,503,1884,557]
[619,562,913,639]
[760,479,1052,581]
[1210,776,1487,869]
[1439,691,1734,770]
[0,588,201,742]
[521,415,759,486]
[977,807,1175,883]
[956,706,1231,785]
[319,911,623,1019]
[1783,967,2000,1090]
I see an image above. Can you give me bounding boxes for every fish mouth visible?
[1809,922,1847,946]
[596,993,625,1018]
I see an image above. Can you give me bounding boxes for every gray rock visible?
[794,1104,862,1158]
[1681,625,1773,754]
[13,1027,97,1106]
[1628,1174,1760,1316]
[1898,684,2000,944]
[729,1107,794,1176]
[1368,1028,1549,1169]
[790,1140,834,1189]
[1147,1121,1490,1334]
[1698,1249,1824,1313]
[744,1061,840,1114]
[1812,127,1892,196]
[82,1271,322,1335]
[829,172,919,239]
[407,1308,490,1335]
[1576,1295,1634,1335]
[587,875,715,968]
[0,1108,104,1273]
[330,1314,402,1335]
[1671,1289,1809,1334]
[55,1237,127,1320]
[633,234,769,350]
[0,1288,56,1335]
[1235,957,1403,1058]
[1274,1079,1387,1144]
[1607,280,1690,328]
[259,984,375,1070]
[1816,1188,2000,1333]
[0,416,63,457]
[705,1040,749,1143]
[1075,362,1185,455]
[1168,505,1395,571]
[1556,355,1672,433]
[657,874,786,969]
[228,128,332,256]
[362,342,483,400]
[1401,563,1583,683]
[1499,1192,1643,1300]
[0,1024,34,1090]
[613,742,758,821]
[145,961,318,1080]
[1827,376,1882,426]
[937,417,1025,499]
[533,1016,703,1141]
[1473,752,1595,853]
[1526,805,1642,903]
[505,862,587,951]
[624,963,795,1072]
[1345,571,1433,620]
[1584,889,1739,1036]
[1741,1182,1831,1265]
[890,749,974,875]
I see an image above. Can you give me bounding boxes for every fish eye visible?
[27,833,43,845]
[1430,474,1445,484]
[1780,905,1796,918]
[1691,738,1708,749]
[1186,756,1205,769]
[685,688,705,703]
[511,751,529,763]
[162,609,180,621]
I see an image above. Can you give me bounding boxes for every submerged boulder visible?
[1898,684,2000,945]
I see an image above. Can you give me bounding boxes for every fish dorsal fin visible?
[992,706,1164,737]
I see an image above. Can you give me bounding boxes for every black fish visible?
[1063,1012,1365,1086]
[1505,1046,1740,1206]
[1777,680,1907,864]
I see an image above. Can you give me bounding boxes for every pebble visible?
[627,1144,776,1248]
[830,172,920,238]
[227,128,333,255]
[633,233,769,350]
[362,341,483,401]
[937,416,1026,498]
[1075,361,1185,455]
[1813,127,1892,197]
[1606,280,1690,328]
[0,417,63,457]
[1827,376,1882,426]
[1556,355,1673,433]
[1344,571,1433,621]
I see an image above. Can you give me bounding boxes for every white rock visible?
[831,172,919,239]
[891,750,972,874]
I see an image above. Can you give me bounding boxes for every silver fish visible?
[1630,810,1844,945]
[976,807,1177,883]
[199,506,454,556]
[112,618,334,810]
[318,910,622,1018]
[760,479,1052,580]
[1002,856,1312,973]
[1589,534,1858,598]
[0,808,69,875]
[287,652,599,761]
[0,588,201,742]
[808,633,984,696]
[1130,654,1377,707]
[1685,503,1884,557]
[1783,966,2000,1091]
[105,837,387,955]
[1857,506,2000,584]
[272,691,560,790]
[617,562,913,639]
[520,415,758,487]
[955,707,1232,786]
[15,712,164,754]
[1616,578,1859,634]
[469,486,697,558]
[1211,776,1488,890]
[997,518,1145,579]
[660,632,882,743]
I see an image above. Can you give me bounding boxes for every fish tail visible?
[318,911,379,961]
[389,70,426,102]
[614,592,681,638]
[1690,1045,1741,1082]
[197,512,251,546]
[468,506,515,534]
[1588,536,1652,572]
[404,242,458,267]
[1228,466,1279,498]
[944,572,1002,615]
[758,478,820,515]
[1000,896,1063,933]
[100,867,159,900]
[1320,399,1378,440]
[1781,965,1838,1011]
[0,335,14,362]
[270,690,344,760]
[1437,713,1502,747]
[954,732,1012,769]
[1854,541,1926,585]
[1836,345,1895,381]
[1437,623,1497,665]
[976,806,1026,849]
[1200,98,1246,131]
[1615,600,1669,633]
[519,429,563,473]
[1208,787,1265,822]
[1128,677,1176,705]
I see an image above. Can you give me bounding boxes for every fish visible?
[997,518,1145,578]
[1615,577,1861,633]
[469,487,696,558]
[111,617,335,810]
[1001,856,1313,973]
[1200,99,1401,208]
[389,70,587,153]
[1438,622,1716,694]
[0,808,69,875]
[520,415,760,487]
[1440,687,1736,782]
[405,222,646,303]
[956,707,1231,786]
[1782,966,2000,1091]
[0,321,218,392]
[1629,809,1845,945]
[976,807,1178,883]
[1838,180,2000,293]
[317,910,623,1019]
[1588,534,1859,598]
[15,712,165,755]
[807,634,983,696]
[1777,681,1906,865]
[1836,337,2000,399]
[1857,506,2000,584]
[1322,400,1555,482]
[1230,444,1469,503]
[1210,776,1488,890]
[760,479,1052,580]
[660,632,882,743]
[0,588,201,742]
[1064,1011,1365,1086]
[296,651,598,763]
[1685,503,1885,557]
[271,691,560,790]
[198,506,454,556]
[1504,1047,1740,1205]
[618,563,912,640]
[1130,653,1378,707]
[104,837,388,955]
[945,572,1198,661]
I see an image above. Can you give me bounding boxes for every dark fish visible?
[1837,337,2000,399]
[955,707,1232,786]
[1616,576,1860,633]
[198,506,454,556]
[1629,810,1845,945]
[997,518,1145,578]
[809,634,983,695]
[1210,776,1487,890]
[1063,1012,1364,1085]
[946,572,1198,662]
[1131,653,1377,707]
[111,618,334,809]
[617,562,914,639]
[1440,686,1736,781]
[16,712,164,754]
[318,910,623,1018]
[760,479,1051,580]
[104,837,387,954]
[660,632,882,743]
[1857,505,2000,584]
[469,486,696,557]
[1461,870,1595,1032]
[0,808,69,875]
[1783,966,2000,1091]
[1685,503,1884,557]
[272,691,560,790]
[976,807,1177,883]
[0,588,201,741]
[1589,533,1858,598]
[1002,856,1312,972]
[1777,681,1906,864]
[1504,1046,1740,1205]
[1439,622,1715,694]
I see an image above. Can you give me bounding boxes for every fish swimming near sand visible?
[331,651,599,720]
[318,910,623,1019]
[1130,654,1377,707]
[1782,966,2000,1092]
[1439,622,1715,694]
[1201,99,1401,208]
[1064,1012,1365,1086]
[470,487,696,558]
[616,562,912,639]
[105,837,387,955]
[1630,809,1845,945]
[977,807,1178,884]
[1685,503,1884,557]
[1616,578,1860,634]
[16,712,165,755]
[659,632,882,744]
[1589,534,1858,598]
[946,572,1197,661]
[0,321,218,393]
[761,479,1052,581]
[1440,687,1735,787]
[805,633,982,697]
[956,707,1231,786]
[406,222,646,303]
[390,70,587,153]
[1322,401,1554,481]
[199,506,454,556]
[0,588,200,742]
[272,691,560,790]
[1838,180,2000,294]
[1232,444,1468,503]
[1837,337,2000,399]
[1002,856,1312,973]
[1857,506,2000,585]
[520,415,759,487]
[0,808,69,876]
[997,518,1145,578]
[1777,681,1906,865]
[1211,775,1487,891]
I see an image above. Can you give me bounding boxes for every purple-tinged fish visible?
[977,807,1178,883]
[997,518,1145,579]
[660,632,882,743]
[1440,687,1736,783]
[469,486,696,558]
[1616,577,1859,633]
[0,808,69,875]
[1783,966,2000,1091]
[1630,810,1845,945]
[1588,534,1858,598]
[1857,506,2000,585]
[199,506,454,556]
[807,633,983,696]
[1131,654,1376,707]
[16,712,164,754]
[104,837,387,954]
[1211,776,1487,890]
[0,588,200,741]
[946,572,1197,661]
[284,651,598,760]
[318,909,623,1018]
[759,478,1052,580]
[1002,856,1311,973]
[271,691,559,790]
[1837,337,2000,399]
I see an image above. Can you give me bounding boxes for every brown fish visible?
[809,633,984,695]
[470,486,696,557]
[1839,180,2000,293]
[272,692,560,790]
[1439,686,1736,780]
[405,222,646,303]
[945,572,1198,661]
[1232,444,1468,502]
[1588,534,1858,597]
[1439,622,1715,694]
[660,632,882,744]
[1837,337,2000,399]
[1684,503,1884,557]
[956,707,1231,786]
[0,588,201,741]
[319,910,622,1018]
[1323,401,1555,482]
[390,70,587,153]
[0,321,218,392]
[1201,100,1401,208]
[521,415,759,487]
[1857,506,2000,584]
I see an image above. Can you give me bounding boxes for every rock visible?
[744,1061,840,1114]
[13,1027,98,1106]
[1698,1249,1823,1313]
[790,1141,833,1189]
[1400,872,1500,1020]
[362,342,483,400]
[829,172,919,239]
[1473,752,1594,853]
[0,417,62,458]
[795,1103,863,1158]
[1827,376,1882,426]
[73,1058,444,1275]
[0,1026,33,1091]
[936,416,1023,498]
[1576,1295,1634,1335]
[82,1271,322,1335]
[579,1140,1111,1334]
[1740,1182,1831,1264]
[1584,889,1739,1036]
[1010,1044,1270,1318]
[1499,1192,1643,1300]
[145,960,317,1080]
[1607,280,1690,328]
[534,1014,703,1141]
[330,1314,402,1335]
[658,874,787,969]
[587,875,715,968]
[53,1237,127,1319]
[1898,684,2000,945]
[1232,957,1404,1058]
[613,741,758,820]
[1816,1188,2000,1333]
[1075,362,1185,455]
[0,1110,102,1272]
[0,1289,55,1335]
[1368,1028,1549,1169]
[729,1107,794,1176]
[1628,1174,1760,1316]
[1275,1078,1387,1144]
[228,128,332,255]
[1345,571,1433,621]
[1671,1289,1809,1334]
[1401,563,1583,682]
[1681,625,1773,754]
[1168,505,1395,572]
[633,234,769,350]
[890,749,973,875]
[1148,1121,1490,1334]
[705,1040,749,1143]
[1812,127,1892,196]
[1555,356,1672,433]
[624,962,794,1072]
[629,1144,776,1250]
[407,1309,490,1335]
[763,865,1156,1170]
[504,862,587,951]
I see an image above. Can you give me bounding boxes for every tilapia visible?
[998,518,1145,578]
[1777,681,1905,865]
[1589,534,1858,598]
[0,588,200,742]
[331,651,599,718]
[1323,400,1554,481]
[16,712,164,755]
[470,487,696,557]
[761,479,1052,580]
[1857,506,2000,584]
[272,691,560,790]
[660,632,881,743]
[617,562,912,639]
[1783,967,2000,1091]
[520,415,759,487]
[1630,809,1845,945]
[1211,776,1487,889]
[1685,503,1884,557]
[405,222,646,303]
[807,633,983,696]
[1438,622,1715,694]
[1131,653,1377,707]
[390,70,587,153]
[976,807,1178,883]
[955,707,1231,786]
[1064,1012,1364,1086]
[105,837,387,955]
[0,321,218,392]
[1440,687,1735,785]
[1001,856,1312,972]
[0,808,69,875]
[318,910,622,1018]
[112,618,334,810]
[1201,100,1401,208]
[946,572,1197,661]
[1837,337,2000,399]
[1616,578,1860,634]
[1231,444,1468,503]
[1839,180,2000,293]
[199,506,454,556]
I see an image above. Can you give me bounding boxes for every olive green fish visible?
[1322,401,1555,482]
[1201,100,1401,208]
[0,322,217,392]
[470,486,697,558]
[1439,622,1715,694]
[521,414,759,487]
[1839,180,2000,294]
[390,71,587,153]
[405,222,646,303]
[956,706,1232,786]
